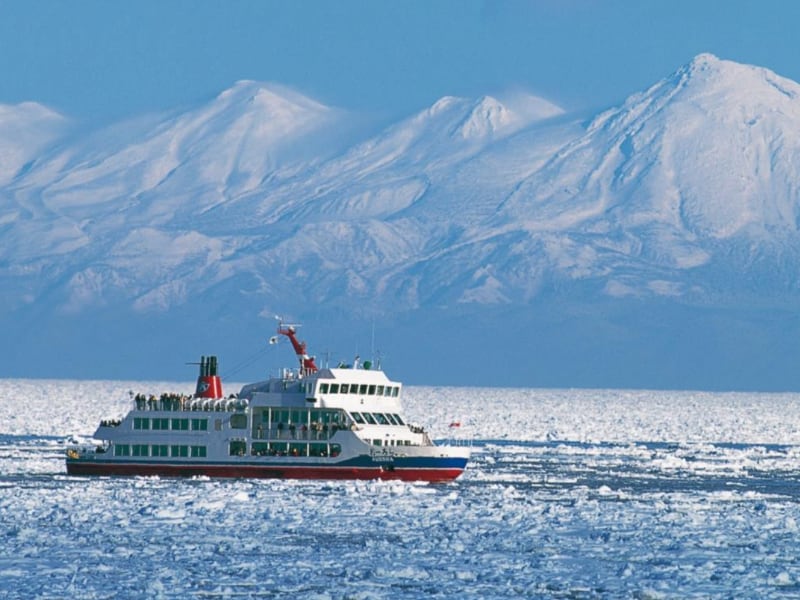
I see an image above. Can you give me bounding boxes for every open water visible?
[2,380,800,598]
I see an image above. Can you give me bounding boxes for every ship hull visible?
[66,457,467,482]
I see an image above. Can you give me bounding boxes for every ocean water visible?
[2,380,800,599]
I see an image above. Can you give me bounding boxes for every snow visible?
[2,55,800,388]
[3,379,800,598]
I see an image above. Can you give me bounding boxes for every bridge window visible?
[340,384,349,394]
[373,413,390,425]
[385,413,398,425]
[330,383,339,393]
[319,383,329,393]
[368,385,376,395]
[362,413,377,425]
[350,412,365,424]
[392,414,405,425]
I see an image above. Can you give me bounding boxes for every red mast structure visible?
[277,324,318,375]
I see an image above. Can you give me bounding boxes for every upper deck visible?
[239,366,403,413]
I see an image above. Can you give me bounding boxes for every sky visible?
[2,1,800,127]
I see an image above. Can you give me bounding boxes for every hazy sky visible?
[2,1,800,125]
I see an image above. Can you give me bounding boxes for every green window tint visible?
[171,418,189,431]
[230,414,247,429]
[330,383,339,393]
[114,444,130,457]
[152,445,169,457]
[362,413,377,425]
[190,446,206,458]
[171,445,188,458]
[319,383,329,393]
[229,440,246,456]
[368,385,376,395]
[132,444,149,457]
[191,418,208,431]
[152,418,169,430]
[359,384,368,395]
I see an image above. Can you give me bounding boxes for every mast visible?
[277,323,318,375]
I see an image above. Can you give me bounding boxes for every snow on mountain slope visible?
[0,102,68,186]
[483,53,800,300]
[1,56,800,388]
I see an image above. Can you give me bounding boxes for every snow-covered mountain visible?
[1,55,798,390]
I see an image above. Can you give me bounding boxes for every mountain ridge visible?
[1,54,799,389]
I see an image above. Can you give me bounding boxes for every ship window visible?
[350,412,365,424]
[290,409,306,425]
[171,445,189,458]
[171,418,189,431]
[330,383,339,393]
[191,418,208,431]
[230,414,247,429]
[133,418,150,430]
[359,384,368,395]
[114,444,130,457]
[350,385,358,395]
[368,385,376,395]
[309,443,328,457]
[373,413,389,425]
[132,444,149,457]
[319,383,329,393]
[385,413,398,425]
[152,418,169,430]
[392,387,399,397]
[229,440,246,456]
[372,439,382,446]
[362,413,377,425]
[190,446,206,458]
[376,385,384,395]
[268,442,289,456]
[330,444,341,457]
[152,445,169,457]
[289,443,306,457]
[392,414,405,425]
[339,384,349,394]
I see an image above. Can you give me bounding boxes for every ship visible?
[65,322,470,481]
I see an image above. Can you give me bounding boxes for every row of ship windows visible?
[133,418,209,431]
[350,411,405,426]
[114,444,207,458]
[317,383,399,397]
[231,441,342,457]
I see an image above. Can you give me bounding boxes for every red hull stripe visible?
[66,461,464,482]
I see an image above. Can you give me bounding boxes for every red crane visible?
[277,324,318,374]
